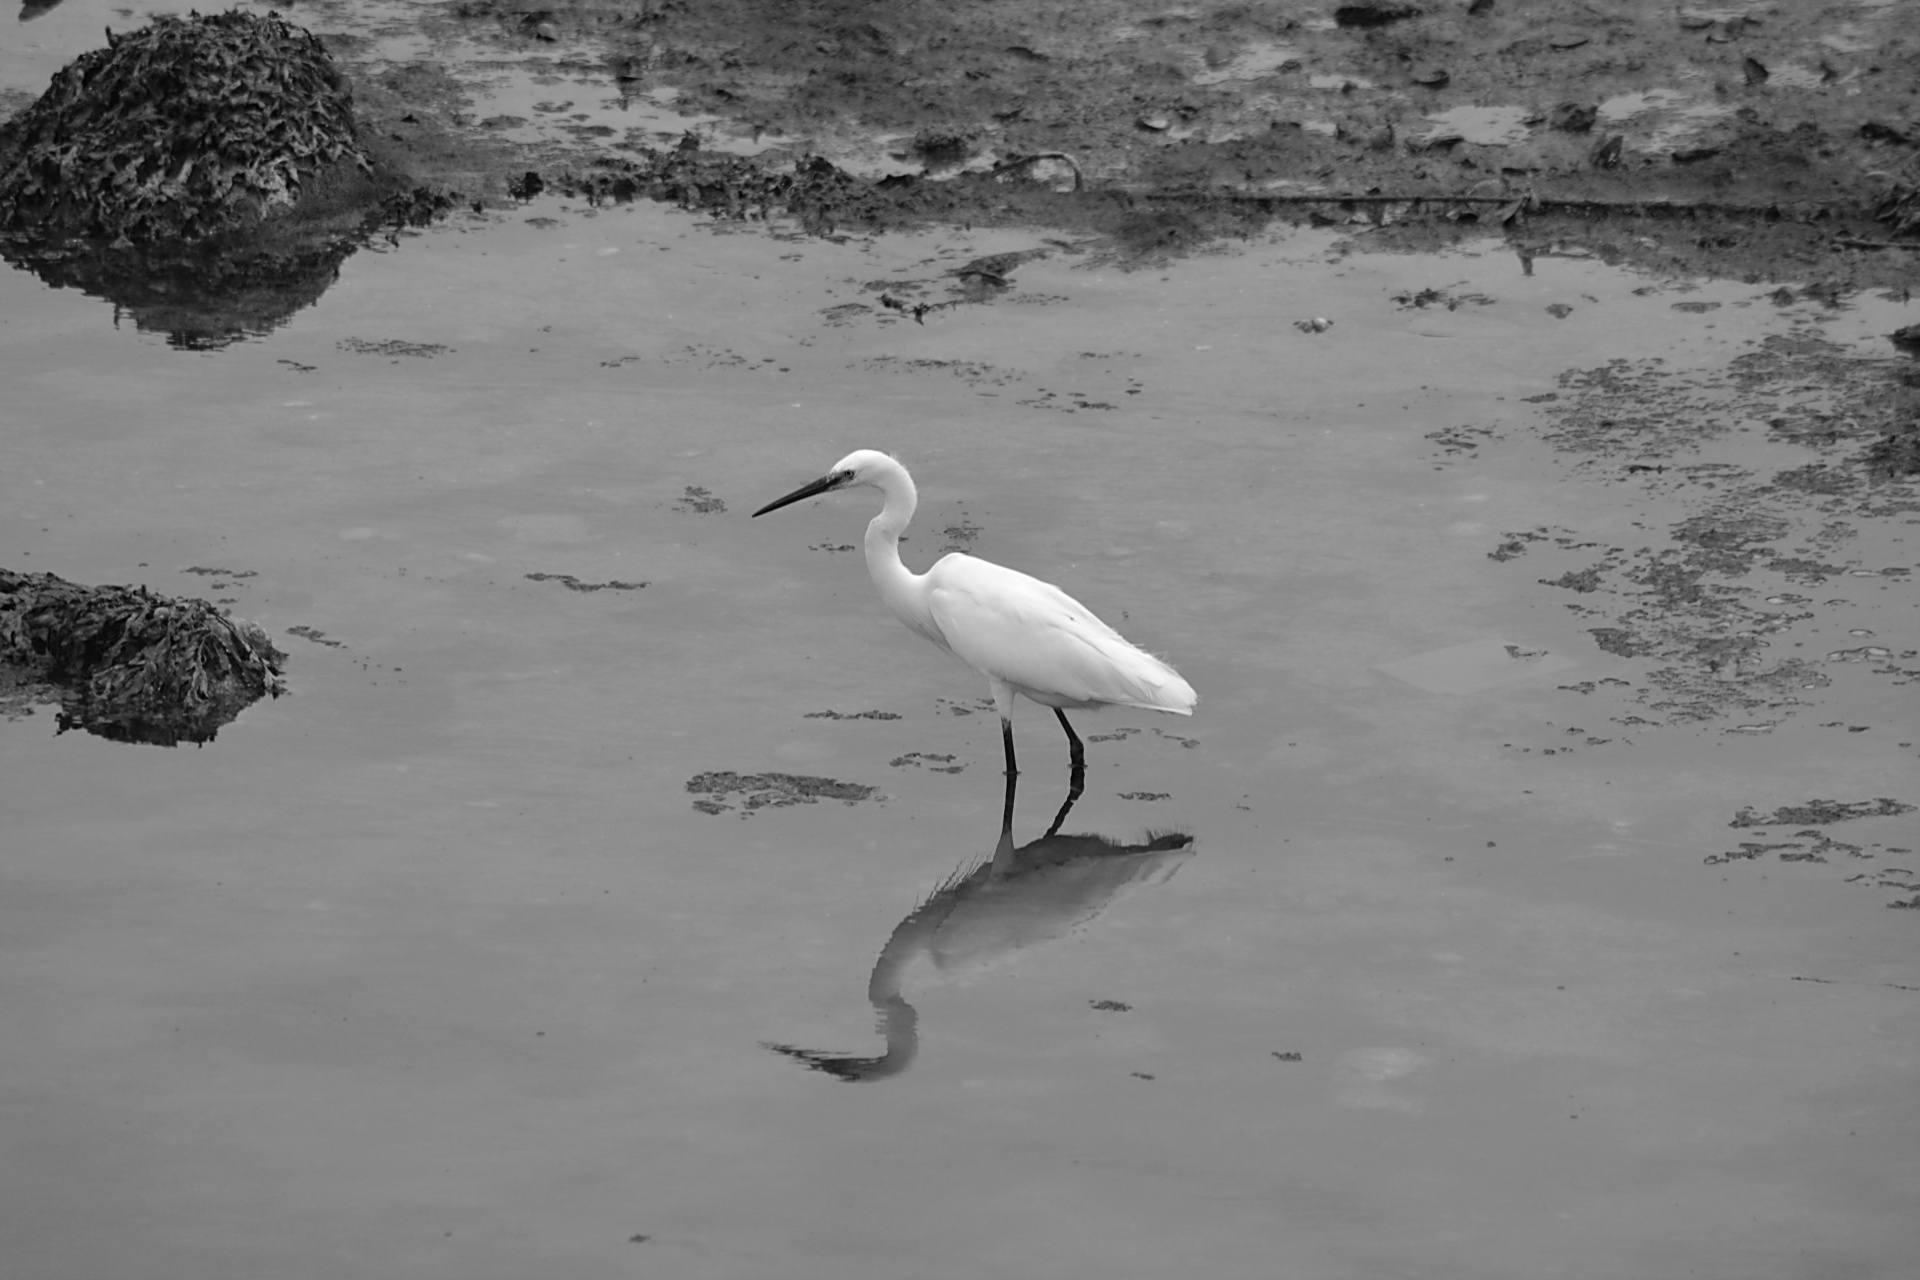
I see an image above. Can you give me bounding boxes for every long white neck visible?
[862,460,934,635]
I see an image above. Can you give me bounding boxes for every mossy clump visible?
[0,10,370,245]
[0,569,286,746]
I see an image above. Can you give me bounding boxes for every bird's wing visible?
[925,555,1193,712]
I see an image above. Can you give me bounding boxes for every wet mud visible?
[314,0,1920,287]
[12,0,1919,347]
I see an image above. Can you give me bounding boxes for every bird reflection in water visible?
[765,769,1194,1081]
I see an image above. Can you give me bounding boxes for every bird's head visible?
[752,450,904,517]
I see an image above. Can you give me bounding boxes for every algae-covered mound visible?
[0,569,287,746]
[0,10,370,245]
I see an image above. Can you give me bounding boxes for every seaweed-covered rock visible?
[0,15,458,347]
[0,10,370,245]
[0,569,286,746]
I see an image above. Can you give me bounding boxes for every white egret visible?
[752,450,1196,779]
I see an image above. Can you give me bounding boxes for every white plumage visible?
[753,450,1195,776]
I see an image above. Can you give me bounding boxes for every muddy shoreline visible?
[5,2,1917,328]
[318,0,1920,291]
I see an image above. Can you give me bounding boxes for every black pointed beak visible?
[752,472,842,517]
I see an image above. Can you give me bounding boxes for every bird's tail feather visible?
[1072,631,1197,713]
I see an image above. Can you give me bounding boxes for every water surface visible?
[2,198,1915,1279]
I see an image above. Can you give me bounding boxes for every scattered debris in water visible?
[1391,286,1493,311]
[523,573,648,592]
[1089,999,1131,1012]
[1706,800,1919,901]
[286,625,345,648]
[1427,423,1502,464]
[937,517,981,555]
[1478,330,1920,730]
[1705,842,1802,864]
[889,752,964,773]
[672,487,726,514]
[935,697,995,717]
[685,770,878,816]
[0,568,285,746]
[553,152,888,235]
[803,709,902,720]
[338,338,454,358]
[879,292,964,325]
[1730,799,1915,828]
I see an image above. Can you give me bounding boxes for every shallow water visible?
[3,187,1917,1279]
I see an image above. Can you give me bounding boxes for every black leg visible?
[1048,709,1085,837]
[1053,708,1085,773]
[1001,716,1019,778]
[1043,783,1079,839]
[999,761,1018,842]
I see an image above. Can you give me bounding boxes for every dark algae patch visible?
[1710,799,1919,905]
[672,486,726,515]
[1731,799,1916,828]
[553,151,897,238]
[524,573,648,592]
[337,338,454,358]
[0,568,286,746]
[889,752,964,773]
[686,770,878,816]
[286,625,344,648]
[1487,328,1920,729]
